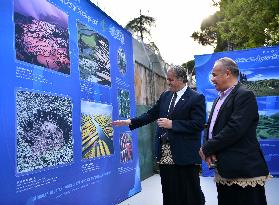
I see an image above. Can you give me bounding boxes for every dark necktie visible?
[161,92,177,144]
[168,92,177,115]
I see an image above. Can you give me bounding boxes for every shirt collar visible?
[219,82,237,99]
[176,85,188,98]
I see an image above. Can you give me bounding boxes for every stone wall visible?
[134,62,168,106]
[132,39,168,179]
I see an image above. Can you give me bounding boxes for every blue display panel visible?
[195,46,279,176]
[0,0,141,204]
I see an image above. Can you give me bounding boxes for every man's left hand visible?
[157,118,172,129]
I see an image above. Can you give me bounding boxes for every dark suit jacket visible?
[203,83,269,179]
[129,87,206,165]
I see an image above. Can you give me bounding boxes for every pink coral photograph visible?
[14,0,70,74]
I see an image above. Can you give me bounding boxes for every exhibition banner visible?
[195,46,279,176]
[0,0,141,204]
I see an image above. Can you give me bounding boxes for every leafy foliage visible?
[125,14,161,57]
[257,113,279,139]
[192,0,279,52]
[125,14,155,42]
[182,60,195,76]
[182,60,196,87]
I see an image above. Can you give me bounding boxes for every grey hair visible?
[215,57,239,77]
[168,65,188,83]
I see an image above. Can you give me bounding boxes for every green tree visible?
[125,11,155,42]
[125,12,161,57]
[191,12,228,51]
[192,0,279,51]
[265,14,279,45]
[182,60,196,87]
[182,60,195,76]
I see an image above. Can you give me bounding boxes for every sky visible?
[81,100,113,115]
[90,0,219,65]
[242,66,279,81]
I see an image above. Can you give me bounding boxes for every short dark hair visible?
[168,65,188,83]
[216,57,239,77]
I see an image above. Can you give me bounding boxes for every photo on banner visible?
[16,90,73,174]
[81,100,114,159]
[77,22,111,86]
[14,0,70,74]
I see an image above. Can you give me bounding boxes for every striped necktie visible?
[168,92,177,114]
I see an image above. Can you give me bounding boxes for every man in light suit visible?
[199,57,270,205]
[113,65,206,205]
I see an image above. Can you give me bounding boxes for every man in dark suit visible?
[113,65,206,205]
[199,57,270,205]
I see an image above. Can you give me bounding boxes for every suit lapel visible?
[172,87,191,114]
[163,91,174,116]
[215,83,240,122]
